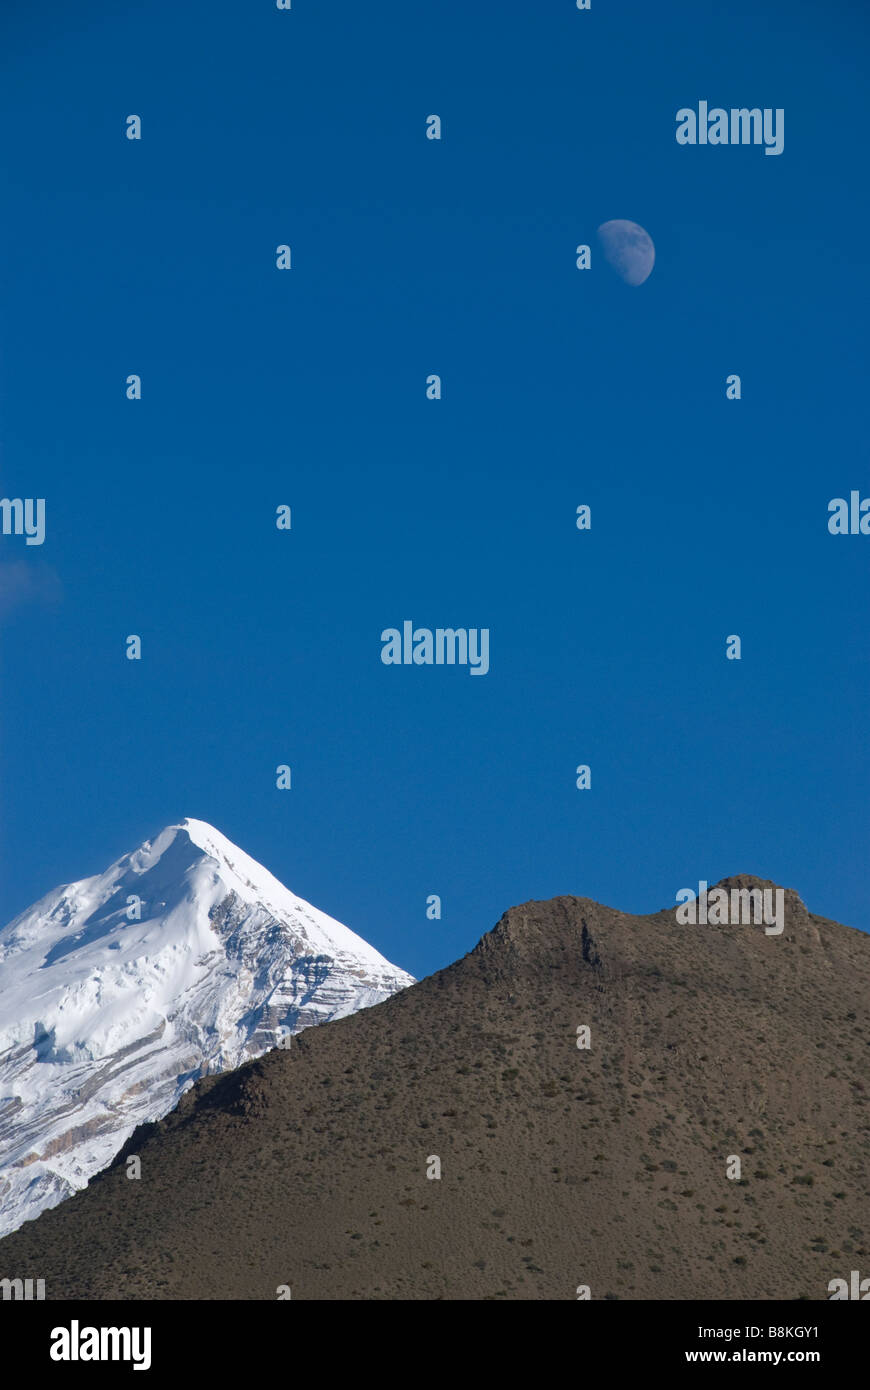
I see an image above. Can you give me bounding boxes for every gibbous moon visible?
[596,219,655,286]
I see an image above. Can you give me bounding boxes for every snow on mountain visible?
[0,818,413,1237]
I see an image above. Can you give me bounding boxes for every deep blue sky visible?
[1,0,867,980]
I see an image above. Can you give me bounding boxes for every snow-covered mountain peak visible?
[0,821,412,1237]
